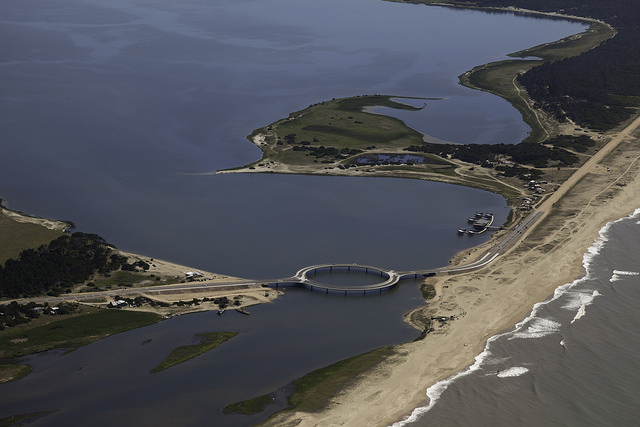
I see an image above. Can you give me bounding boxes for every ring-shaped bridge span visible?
[291,263,428,295]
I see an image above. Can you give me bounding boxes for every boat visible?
[457,228,467,234]
[217,308,226,315]
[467,230,475,235]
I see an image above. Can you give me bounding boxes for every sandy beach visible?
[263,115,640,426]
[80,251,280,316]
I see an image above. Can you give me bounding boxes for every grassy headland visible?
[220,9,615,221]
[0,203,68,264]
[243,95,428,167]
[225,95,536,208]
[459,20,615,143]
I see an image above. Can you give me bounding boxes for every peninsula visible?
[217,1,640,426]
[2,0,640,425]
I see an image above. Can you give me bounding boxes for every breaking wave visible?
[610,270,640,282]
[390,209,640,427]
[497,367,529,378]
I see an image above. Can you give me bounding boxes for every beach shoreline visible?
[262,113,640,426]
[0,204,280,316]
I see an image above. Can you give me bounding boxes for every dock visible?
[460,212,493,235]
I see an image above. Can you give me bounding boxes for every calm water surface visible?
[0,0,589,424]
[0,0,585,279]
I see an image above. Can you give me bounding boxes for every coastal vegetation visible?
[222,393,276,415]
[0,411,55,426]
[239,91,589,209]
[285,346,395,411]
[150,331,237,373]
[0,231,183,299]
[0,205,66,265]
[0,307,160,382]
[401,0,640,132]
[236,0,636,218]
[459,20,615,142]
[235,1,640,420]
[0,232,128,298]
[419,283,436,300]
[0,308,160,359]
[0,363,31,383]
[244,95,427,167]
[4,0,640,421]
[236,2,620,209]
[225,346,396,417]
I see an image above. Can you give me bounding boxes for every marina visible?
[459,212,496,235]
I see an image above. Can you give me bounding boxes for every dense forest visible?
[404,135,591,180]
[471,0,640,130]
[0,233,141,299]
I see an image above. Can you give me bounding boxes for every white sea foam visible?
[611,270,639,282]
[497,367,529,378]
[390,210,640,427]
[561,290,597,310]
[509,317,561,339]
[390,334,505,427]
[570,291,600,324]
[613,270,639,275]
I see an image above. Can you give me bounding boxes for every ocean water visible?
[397,209,640,427]
[0,0,593,424]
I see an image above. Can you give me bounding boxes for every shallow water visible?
[0,0,589,424]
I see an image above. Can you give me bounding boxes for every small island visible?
[150,331,237,373]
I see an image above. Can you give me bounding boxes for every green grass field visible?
[0,212,64,265]
[246,95,427,166]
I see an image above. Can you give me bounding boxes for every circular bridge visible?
[293,264,402,295]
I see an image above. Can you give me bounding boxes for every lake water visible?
[0,0,590,424]
[0,0,585,279]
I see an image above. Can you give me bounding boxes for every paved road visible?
[10,116,640,301]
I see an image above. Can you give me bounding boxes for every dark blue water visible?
[0,0,585,280]
[0,0,589,424]
[0,283,425,426]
